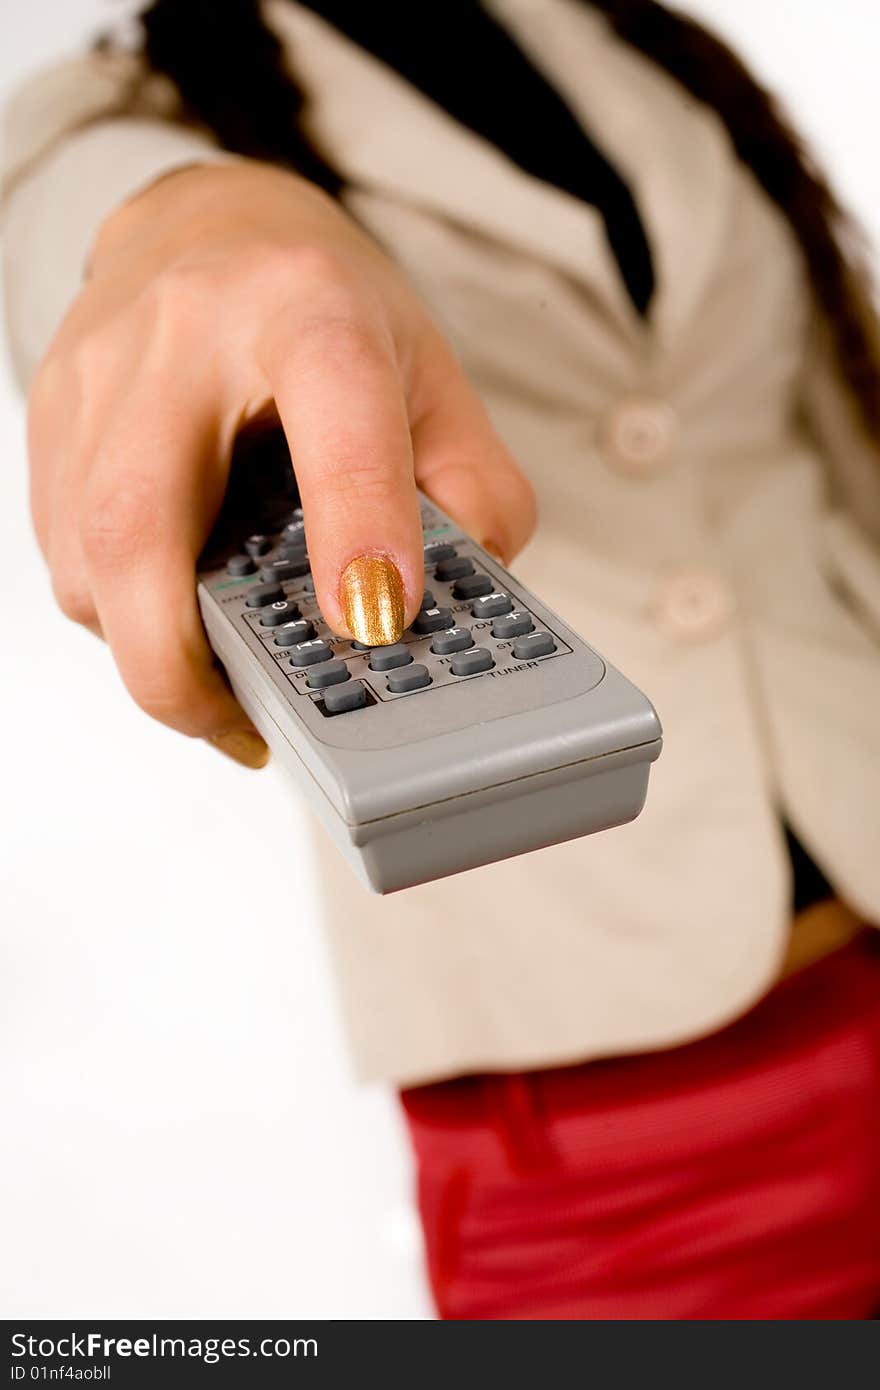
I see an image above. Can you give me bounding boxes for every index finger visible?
[260,291,424,646]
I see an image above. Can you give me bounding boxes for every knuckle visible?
[135,263,216,348]
[129,672,229,738]
[50,573,96,628]
[120,635,227,735]
[149,258,214,309]
[239,244,356,320]
[129,675,195,729]
[293,310,390,374]
[317,450,402,507]
[274,243,349,291]
[68,323,127,386]
[80,474,160,565]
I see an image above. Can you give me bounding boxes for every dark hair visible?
[590,1,880,439]
[136,0,880,442]
[138,0,341,195]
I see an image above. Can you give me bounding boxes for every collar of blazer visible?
[266,0,737,350]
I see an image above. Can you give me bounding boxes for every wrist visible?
[89,161,239,272]
[89,159,319,276]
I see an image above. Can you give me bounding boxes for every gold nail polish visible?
[209,729,270,769]
[339,554,405,646]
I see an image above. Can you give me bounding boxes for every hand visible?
[27,161,536,767]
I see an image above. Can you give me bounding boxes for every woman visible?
[3,0,880,1318]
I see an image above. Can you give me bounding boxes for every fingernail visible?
[482,539,506,563]
[209,728,270,769]
[339,554,405,646]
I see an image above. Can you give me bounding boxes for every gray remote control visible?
[198,491,662,893]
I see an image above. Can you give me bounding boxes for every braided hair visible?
[135,0,880,443]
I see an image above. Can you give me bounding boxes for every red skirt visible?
[400,934,880,1319]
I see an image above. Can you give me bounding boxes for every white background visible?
[1,1,878,1319]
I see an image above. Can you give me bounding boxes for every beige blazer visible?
[4,0,880,1085]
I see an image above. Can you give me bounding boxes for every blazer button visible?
[601,396,678,478]
[657,566,735,642]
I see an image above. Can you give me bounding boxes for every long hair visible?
[136,0,880,442]
[138,0,341,194]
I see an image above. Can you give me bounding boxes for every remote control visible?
[197,442,662,893]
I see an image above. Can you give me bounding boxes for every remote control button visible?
[435,556,474,582]
[472,592,514,619]
[259,556,310,582]
[351,640,372,652]
[259,599,301,627]
[412,606,454,634]
[302,577,315,593]
[369,644,413,672]
[387,664,432,693]
[419,590,436,611]
[324,680,367,714]
[244,534,271,557]
[273,619,317,646]
[282,519,306,543]
[451,647,495,676]
[280,538,308,560]
[226,554,256,577]
[424,541,457,563]
[245,581,285,608]
[492,610,534,639]
[431,627,473,655]
[453,573,494,600]
[513,632,557,660]
[289,639,333,667]
[307,658,350,689]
